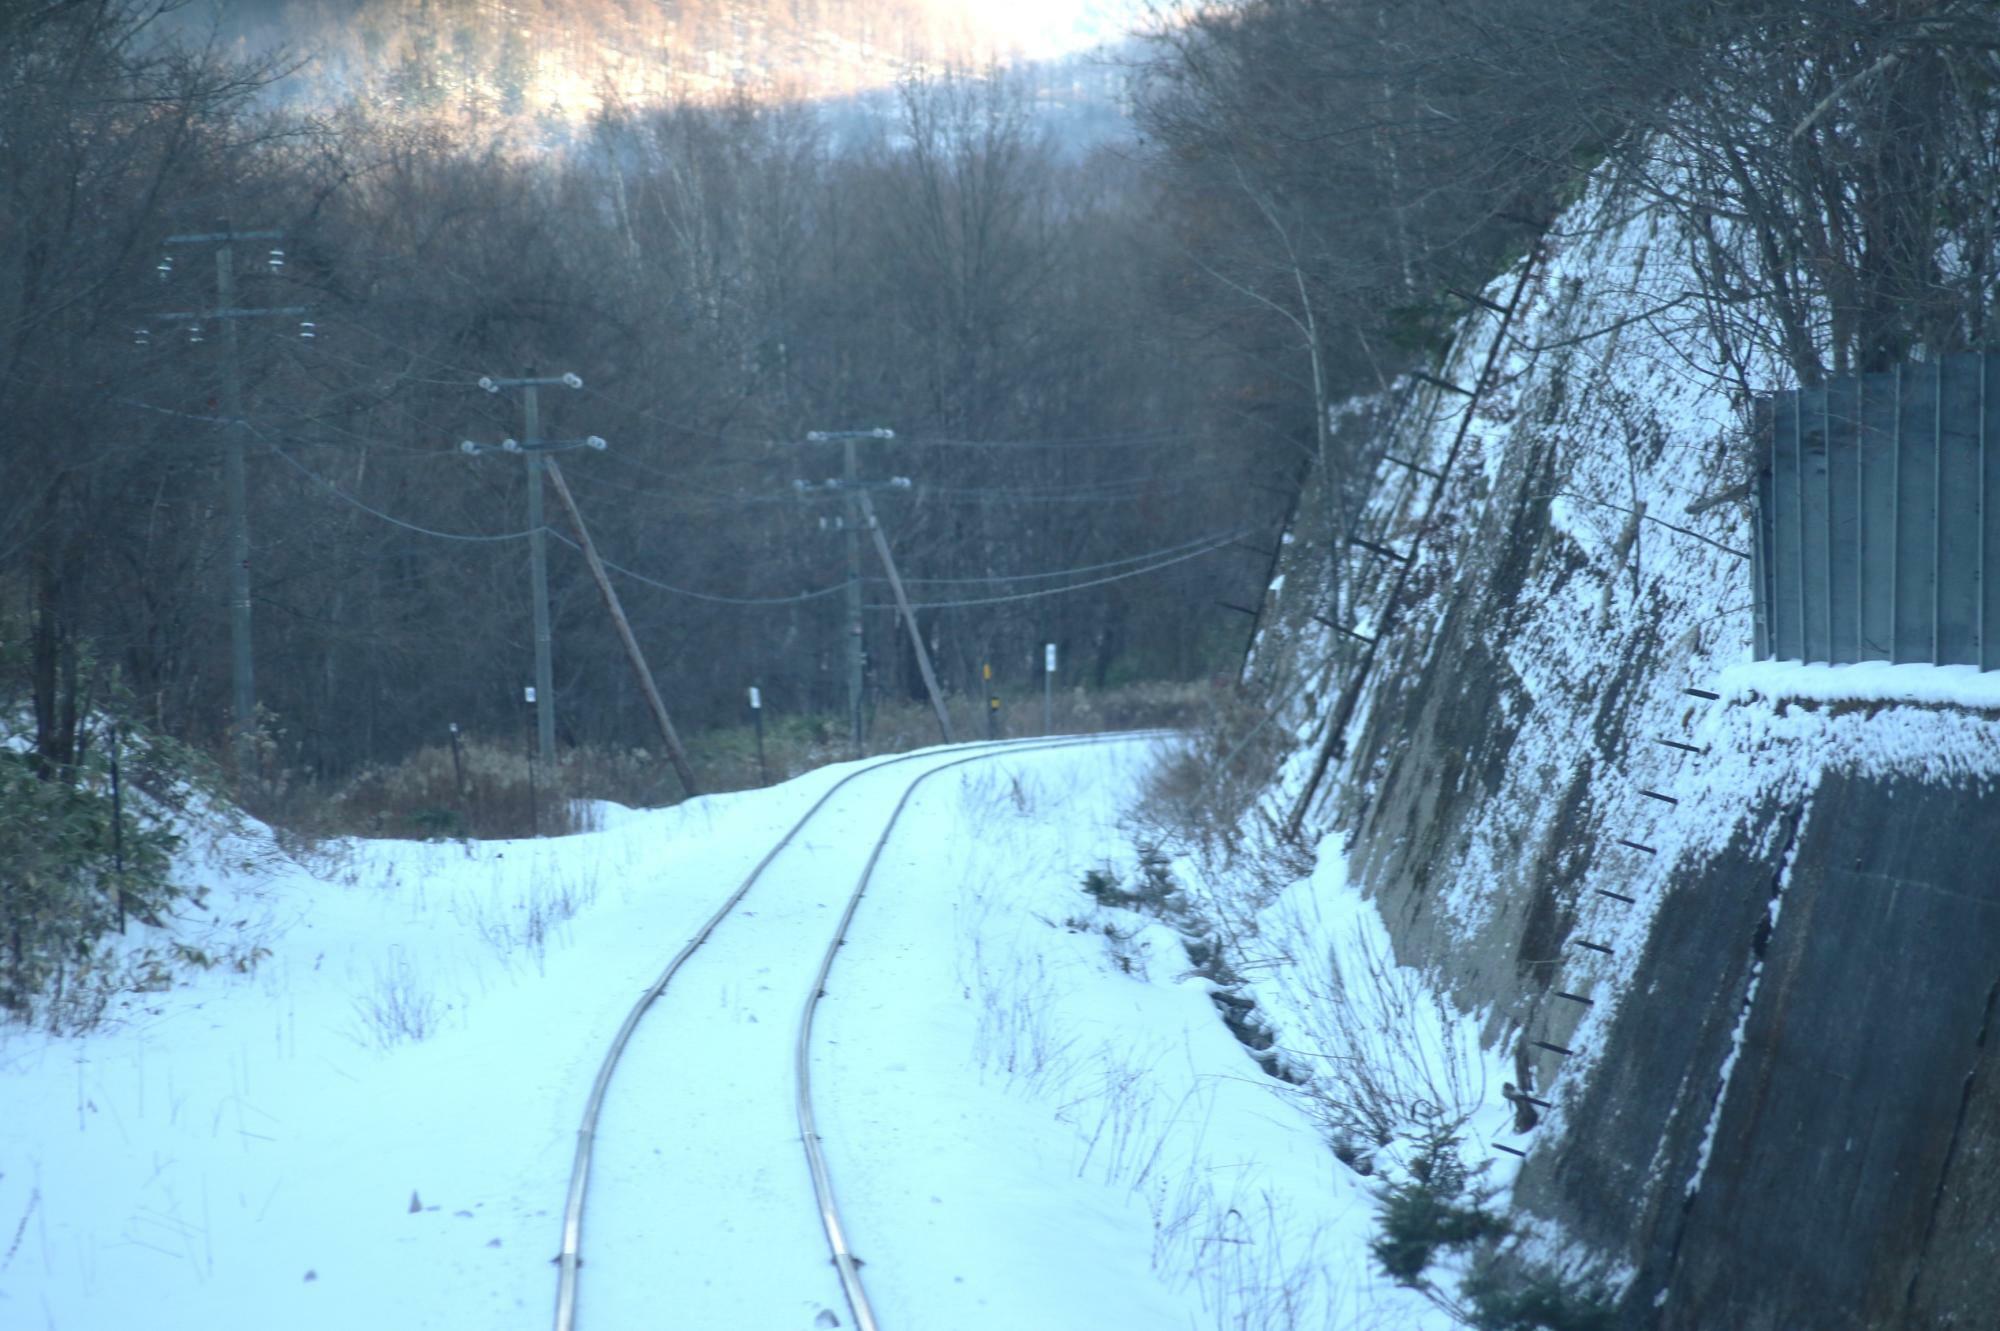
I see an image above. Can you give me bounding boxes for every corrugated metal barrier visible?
[1754,352,1999,668]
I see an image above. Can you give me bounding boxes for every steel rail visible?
[552,731,1163,1331]
[793,732,1160,1331]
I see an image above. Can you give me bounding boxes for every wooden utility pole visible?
[216,236,252,757]
[543,459,700,797]
[857,490,953,744]
[474,369,587,769]
[843,434,866,752]
[156,221,308,772]
[523,383,556,769]
[806,428,895,754]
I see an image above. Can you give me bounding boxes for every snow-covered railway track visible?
[553,733,1160,1331]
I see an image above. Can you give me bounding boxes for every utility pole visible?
[841,432,868,751]
[801,428,954,750]
[474,370,583,768]
[156,222,308,770]
[463,414,702,799]
[805,428,888,754]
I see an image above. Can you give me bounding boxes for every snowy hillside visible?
[1218,162,2000,1321]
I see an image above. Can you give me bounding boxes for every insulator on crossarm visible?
[299,321,316,340]
[134,328,150,347]
[267,249,285,271]
[460,440,481,455]
[156,256,173,281]
[561,372,582,389]
[478,376,498,393]
[501,438,521,453]
[187,324,204,344]
[585,436,607,451]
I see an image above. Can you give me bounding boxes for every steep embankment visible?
[1236,182,2000,1327]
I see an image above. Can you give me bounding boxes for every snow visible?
[1717,658,2000,711]
[1232,845,1525,1178]
[1,739,1468,1330]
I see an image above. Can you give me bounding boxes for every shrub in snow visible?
[352,952,445,1047]
[1078,850,1182,914]
[1369,1137,1504,1285]
[0,746,181,1028]
[319,737,600,841]
[1462,1259,1616,1331]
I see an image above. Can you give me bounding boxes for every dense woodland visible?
[4,0,1998,806]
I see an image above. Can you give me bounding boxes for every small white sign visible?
[1045,643,1057,673]
[748,686,763,710]
[524,686,536,703]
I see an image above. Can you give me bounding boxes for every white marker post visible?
[523,686,540,837]
[1044,643,1057,735]
[749,686,768,786]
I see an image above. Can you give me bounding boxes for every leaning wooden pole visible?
[543,459,700,798]
[857,492,955,745]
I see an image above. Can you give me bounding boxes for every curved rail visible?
[552,732,1160,1330]
[793,734,1142,1331]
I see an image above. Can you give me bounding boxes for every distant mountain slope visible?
[182,0,1138,127]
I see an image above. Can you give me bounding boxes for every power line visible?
[262,437,540,543]
[900,435,1203,451]
[584,381,1232,455]
[113,401,1257,612]
[894,527,1249,585]
[901,426,1217,449]
[579,383,774,446]
[915,476,1254,505]
[876,535,1240,610]
[544,529,851,605]
[266,432,1252,603]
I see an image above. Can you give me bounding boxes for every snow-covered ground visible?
[2,739,1486,1330]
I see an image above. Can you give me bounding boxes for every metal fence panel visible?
[1798,385,1832,663]
[1753,398,1775,661]
[1826,377,1861,662]
[1938,358,1982,664]
[1770,393,1804,661]
[1892,365,1936,663]
[1858,370,1897,660]
[1756,352,1998,670]
[1984,357,1999,671]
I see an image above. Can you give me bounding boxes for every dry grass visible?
[286,737,602,842]
[1128,687,1314,916]
[264,679,1212,843]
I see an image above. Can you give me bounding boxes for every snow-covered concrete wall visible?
[1241,177,2000,1326]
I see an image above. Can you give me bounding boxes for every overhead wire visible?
[104,393,1261,610]
[579,382,775,446]
[870,534,1240,611]
[893,527,1249,586]
[899,427,1215,450]
[261,434,540,543]
[542,529,851,605]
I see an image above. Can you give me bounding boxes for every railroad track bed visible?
[8,731,1479,1331]
[556,736,1163,1330]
